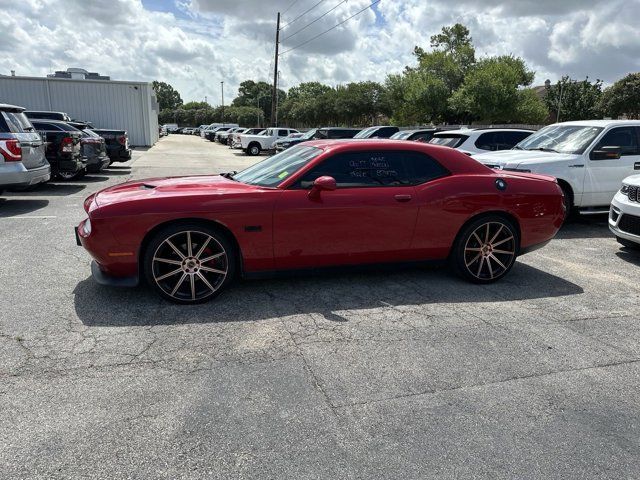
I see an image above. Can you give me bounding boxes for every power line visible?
[279,0,381,55]
[281,0,347,42]
[282,0,300,14]
[280,0,326,29]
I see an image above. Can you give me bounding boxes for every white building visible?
[0,71,159,146]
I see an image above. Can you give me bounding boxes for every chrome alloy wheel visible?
[151,230,228,302]
[463,221,516,281]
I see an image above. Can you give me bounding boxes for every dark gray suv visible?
[0,104,50,193]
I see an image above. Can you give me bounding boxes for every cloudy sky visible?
[1,0,638,104]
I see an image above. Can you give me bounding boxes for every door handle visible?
[568,164,584,168]
[634,162,640,170]
[394,194,412,202]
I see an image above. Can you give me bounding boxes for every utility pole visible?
[220,81,225,126]
[271,12,280,127]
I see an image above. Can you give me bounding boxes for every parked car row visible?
[0,103,131,193]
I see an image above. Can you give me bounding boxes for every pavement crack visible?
[335,357,640,410]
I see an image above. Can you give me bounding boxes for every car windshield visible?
[233,145,323,187]
[353,127,375,138]
[83,129,102,138]
[429,135,466,148]
[516,125,604,154]
[391,131,412,140]
[301,129,318,140]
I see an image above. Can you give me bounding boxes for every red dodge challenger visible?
[76,140,565,304]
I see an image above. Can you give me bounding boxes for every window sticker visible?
[278,171,289,179]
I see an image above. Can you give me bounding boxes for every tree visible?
[545,76,603,122]
[599,73,640,119]
[232,80,286,125]
[152,81,183,111]
[388,23,476,124]
[450,55,545,123]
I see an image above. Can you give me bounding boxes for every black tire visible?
[617,236,640,250]
[247,143,261,156]
[450,214,519,283]
[56,169,84,181]
[559,182,574,219]
[143,223,236,304]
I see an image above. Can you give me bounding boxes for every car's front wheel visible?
[451,215,518,283]
[143,224,236,304]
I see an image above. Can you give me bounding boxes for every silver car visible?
[0,104,50,193]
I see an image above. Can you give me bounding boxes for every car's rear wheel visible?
[143,224,236,304]
[451,215,518,283]
[247,143,261,156]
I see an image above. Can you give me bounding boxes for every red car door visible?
[273,150,420,269]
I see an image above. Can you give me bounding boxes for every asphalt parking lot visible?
[2,134,640,479]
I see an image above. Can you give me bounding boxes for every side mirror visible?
[591,146,621,160]
[308,176,336,199]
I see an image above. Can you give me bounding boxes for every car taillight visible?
[117,135,127,146]
[61,136,74,153]
[0,139,22,162]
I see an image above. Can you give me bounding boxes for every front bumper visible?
[0,162,51,189]
[91,260,139,287]
[609,192,640,245]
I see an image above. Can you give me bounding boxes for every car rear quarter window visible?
[278,129,289,136]
[1,112,25,133]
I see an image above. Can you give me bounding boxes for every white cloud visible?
[0,0,638,104]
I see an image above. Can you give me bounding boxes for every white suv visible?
[429,128,534,155]
[610,174,640,248]
[474,121,640,213]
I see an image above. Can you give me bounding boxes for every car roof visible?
[556,119,640,127]
[29,119,68,124]
[0,103,26,112]
[435,128,535,135]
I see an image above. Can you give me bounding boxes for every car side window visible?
[475,132,498,151]
[403,151,450,184]
[296,151,411,188]
[278,129,289,136]
[594,127,640,156]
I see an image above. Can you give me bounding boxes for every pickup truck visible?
[91,129,132,163]
[474,120,640,213]
[240,127,299,156]
[29,119,86,180]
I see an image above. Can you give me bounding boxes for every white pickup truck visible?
[240,127,299,156]
[474,120,640,213]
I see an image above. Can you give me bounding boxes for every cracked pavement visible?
[1,135,640,479]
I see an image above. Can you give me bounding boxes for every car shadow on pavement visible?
[556,214,610,239]
[7,183,85,196]
[615,248,640,266]
[74,262,583,327]
[0,199,49,217]
[103,170,131,176]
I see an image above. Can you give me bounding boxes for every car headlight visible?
[82,218,92,235]
[621,184,630,195]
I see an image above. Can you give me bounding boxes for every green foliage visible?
[544,76,603,121]
[231,80,286,125]
[450,55,538,123]
[152,81,183,111]
[599,73,640,119]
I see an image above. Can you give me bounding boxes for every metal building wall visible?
[0,75,159,146]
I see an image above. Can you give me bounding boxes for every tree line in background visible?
[155,24,640,128]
